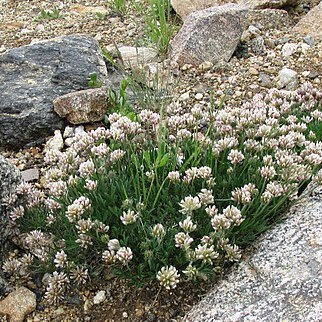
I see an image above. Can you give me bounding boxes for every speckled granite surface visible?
[184,195,322,322]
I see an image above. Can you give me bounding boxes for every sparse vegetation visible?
[144,0,178,54]
[108,0,127,16]
[88,72,103,88]
[34,8,60,21]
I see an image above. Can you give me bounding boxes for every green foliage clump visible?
[144,0,178,55]
[4,83,322,303]
[88,72,103,88]
[34,8,60,21]
[108,0,127,16]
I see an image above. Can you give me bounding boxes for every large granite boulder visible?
[0,35,110,149]
[184,195,322,321]
[0,155,21,294]
[293,2,322,40]
[170,4,248,67]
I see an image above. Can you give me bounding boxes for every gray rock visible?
[170,4,249,67]
[184,196,322,322]
[303,35,315,46]
[277,68,298,90]
[281,42,298,57]
[21,168,40,182]
[0,35,110,149]
[259,72,272,88]
[238,0,299,9]
[249,36,267,55]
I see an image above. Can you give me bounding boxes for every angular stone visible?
[282,42,298,57]
[171,0,235,20]
[115,46,158,68]
[184,196,322,321]
[0,35,110,149]
[293,2,322,40]
[0,287,36,322]
[170,4,248,67]
[277,68,298,90]
[21,168,40,182]
[53,87,110,124]
[238,0,299,9]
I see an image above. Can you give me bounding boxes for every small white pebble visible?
[63,126,75,138]
[179,91,190,101]
[20,28,33,34]
[195,93,203,100]
[35,24,45,32]
[93,290,106,304]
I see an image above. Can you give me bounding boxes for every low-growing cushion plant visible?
[3,83,322,304]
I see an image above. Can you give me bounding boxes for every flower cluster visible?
[9,82,322,298]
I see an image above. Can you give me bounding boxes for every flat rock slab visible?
[170,3,248,67]
[0,34,109,149]
[184,195,322,321]
[293,2,322,40]
[53,86,110,124]
[238,0,299,9]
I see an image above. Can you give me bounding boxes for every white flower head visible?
[116,247,133,264]
[222,205,243,226]
[182,264,198,280]
[120,209,139,225]
[174,232,193,249]
[108,239,120,251]
[227,149,245,165]
[179,195,201,215]
[84,179,98,191]
[156,265,180,290]
[151,224,166,241]
[167,171,180,182]
[195,244,219,264]
[179,216,197,233]
[78,160,96,178]
[54,250,68,268]
[102,250,116,264]
[198,189,214,205]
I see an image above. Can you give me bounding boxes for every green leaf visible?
[156,153,169,168]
